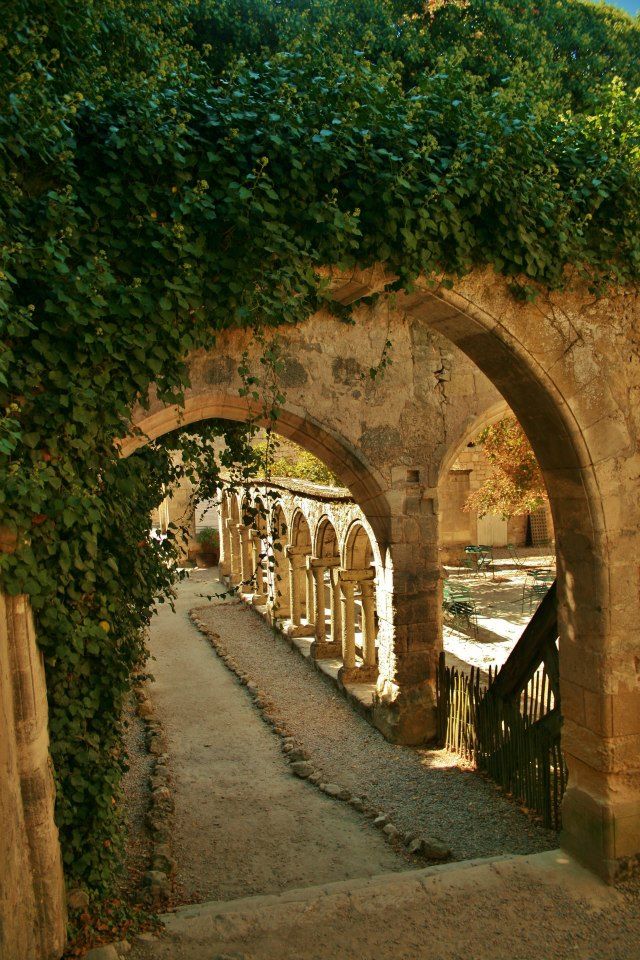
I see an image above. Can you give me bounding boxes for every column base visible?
[265,603,290,627]
[370,678,437,745]
[284,621,315,639]
[560,785,640,883]
[339,664,378,685]
[251,594,268,607]
[310,640,342,660]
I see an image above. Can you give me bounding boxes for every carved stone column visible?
[229,520,242,584]
[250,532,267,605]
[339,568,377,684]
[305,565,314,626]
[339,573,356,675]
[237,523,252,592]
[329,564,343,649]
[270,539,290,621]
[309,557,341,659]
[217,499,230,578]
[359,577,378,674]
[285,546,314,638]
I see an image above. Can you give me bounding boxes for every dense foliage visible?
[254,438,340,485]
[1,0,638,891]
[465,418,548,519]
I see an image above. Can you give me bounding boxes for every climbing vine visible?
[1,0,639,891]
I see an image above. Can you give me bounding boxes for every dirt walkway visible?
[124,570,639,960]
[189,591,555,862]
[142,570,408,906]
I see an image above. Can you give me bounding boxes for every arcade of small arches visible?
[218,482,383,688]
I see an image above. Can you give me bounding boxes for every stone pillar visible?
[339,574,356,674]
[218,500,230,578]
[237,524,252,592]
[339,569,377,684]
[308,557,341,659]
[285,546,314,638]
[270,539,290,621]
[329,564,343,649]
[371,481,441,745]
[250,533,267,604]
[228,520,242,584]
[556,526,640,883]
[304,565,314,624]
[0,586,67,960]
[359,577,378,672]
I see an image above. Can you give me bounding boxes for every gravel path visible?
[143,570,411,907]
[192,583,557,863]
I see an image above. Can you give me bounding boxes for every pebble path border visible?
[81,684,167,959]
[188,609,452,865]
[133,679,177,907]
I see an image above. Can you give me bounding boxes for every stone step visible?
[159,850,616,948]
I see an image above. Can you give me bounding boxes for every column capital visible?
[307,556,336,570]
[285,545,311,559]
[339,567,375,583]
[358,578,376,595]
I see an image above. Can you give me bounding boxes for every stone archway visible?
[286,509,314,635]
[310,517,342,659]
[1,267,633,960]
[125,270,640,880]
[436,398,521,559]
[397,277,639,881]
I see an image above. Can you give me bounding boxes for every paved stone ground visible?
[190,579,557,862]
[443,550,556,672]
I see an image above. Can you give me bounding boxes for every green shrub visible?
[196,526,220,549]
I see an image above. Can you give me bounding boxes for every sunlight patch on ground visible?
[443,553,555,673]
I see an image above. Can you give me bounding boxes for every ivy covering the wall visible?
[1,0,639,890]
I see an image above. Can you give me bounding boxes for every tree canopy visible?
[465,418,548,519]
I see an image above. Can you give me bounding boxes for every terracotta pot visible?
[196,548,219,568]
